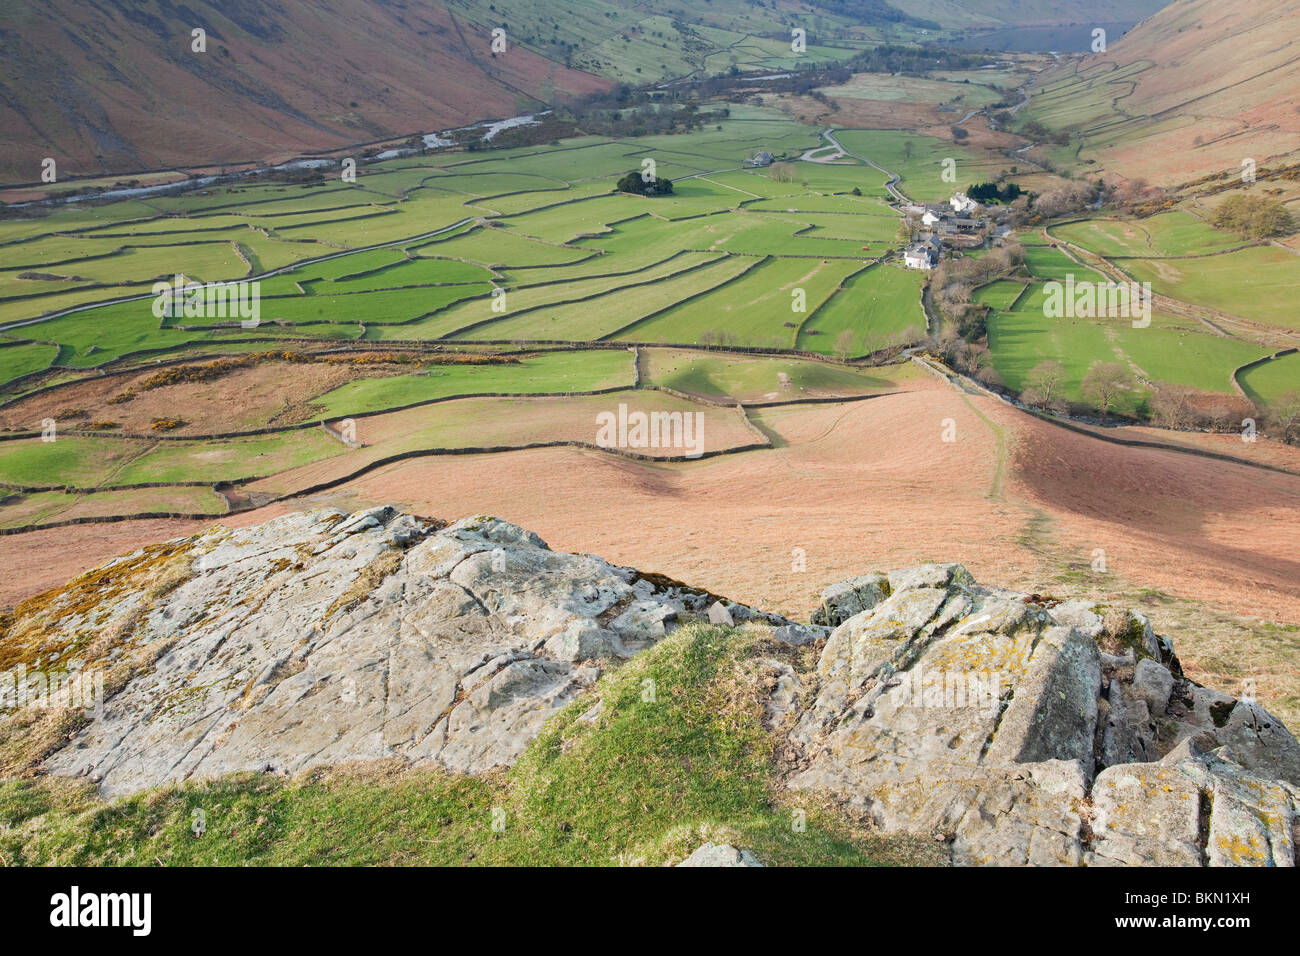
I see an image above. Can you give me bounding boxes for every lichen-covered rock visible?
[25,507,788,798]
[810,573,890,627]
[788,565,1300,867]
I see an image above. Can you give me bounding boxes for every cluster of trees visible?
[1210,194,1295,239]
[930,241,1025,340]
[1008,365,1300,442]
[1018,120,1072,147]
[842,43,994,76]
[1149,385,1300,446]
[554,86,726,138]
[615,171,674,196]
[1004,180,1100,226]
[930,326,1000,387]
[1018,360,1137,417]
[966,181,1023,204]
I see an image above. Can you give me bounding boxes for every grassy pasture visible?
[795,262,925,353]
[829,129,1006,203]
[310,349,635,419]
[453,255,760,343]
[613,256,866,349]
[0,429,344,488]
[1240,352,1300,407]
[642,348,904,402]
[0,342,58,388]
[1051,212,1242,259]
[1121,247,1300,331]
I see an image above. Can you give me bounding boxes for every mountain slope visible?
[0,0,1179,185]
[0,0,609,183]
[1025,0,1300,184]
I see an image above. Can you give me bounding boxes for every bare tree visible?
[1270,391,1300,445]
[1080,361,1135,416]
[834,328,856,360]
[1023,360,1067,409]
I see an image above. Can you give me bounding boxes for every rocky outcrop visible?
[21,506,785,798]
[786,564,1300,866]
[5,506,1297,866]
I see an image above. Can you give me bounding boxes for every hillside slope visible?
[0,0,609,183]
[1025,0,1300,184]
[0,0,1178,185]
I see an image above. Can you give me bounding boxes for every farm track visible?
[1043,226,1300,352]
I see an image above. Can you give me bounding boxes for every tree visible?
[615,171,673,196]
[769,162,796,183]
[1080,361,1135,416]
[1270,391,1300,445]
[1023,360,1067,410]
[834,328,856,360]
[1211,194,1295,239]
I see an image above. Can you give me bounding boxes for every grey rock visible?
[1132,658,1175,714]
[707,601,735,627]
[788,564,1300,867]
[811,573,889,626]
[30,507,781,798]
[676,843,764,867]
[771,623,828,646]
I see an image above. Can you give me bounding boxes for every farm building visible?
[949,193,981,214]
[745,151,775,167]
[904,237,942,270]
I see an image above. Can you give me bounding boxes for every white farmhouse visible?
[904,237,941,270]
[949,193,981,214]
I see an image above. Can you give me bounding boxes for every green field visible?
[829,129,1012,203]
[0,113,939,375]
[982,229,1281,410]
[310,349,635,418]
[1121,247,1300,331]
[796,261,925,353]
[1240,352,1300,407]
[643,348,910,402]
[1051,212,1243,259]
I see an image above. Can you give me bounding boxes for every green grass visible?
[454,255,758,342]
[829,129,1009,203]
[1115,327,1269,395]
[614,256,866,349]
[310,349,635,418]
[0,623,940,866]
[643,348,902,402]
[973,279,1027,311]
[1051,211,1243,259]
[796,261,925,354]
[0,430,344,488]
[1121,246,1300,331]
[0,435,154,488]
[1240,351,1300,406]
[0,342,59,388]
